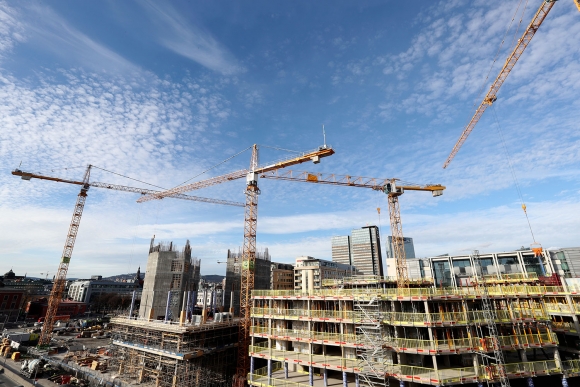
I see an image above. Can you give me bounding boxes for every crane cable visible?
[470,0,529,113]
[491,105,537,243]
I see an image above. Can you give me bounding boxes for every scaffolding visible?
[108,317,239,387]
[473,250,510,387]
[248,274,575,387]
[355,291,390,387]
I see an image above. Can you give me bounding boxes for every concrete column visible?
[355,374,359,387]
[179,291,187,326]
[400,381,405,387]
[342,371,348,387]
[201,289,208,323]
[323,369,328,387]
[185,291,191,322]
[562,375,569,387]
[309,365,314,386]
[128,290,136,318]
[302,270,307,294]
[284,361,289,379]
[230,291,235,314]
[250,356,255,382]
[268,359,272,385]
[473,354,480,377]
[164,291,172,323]
[308,270,314,294]
[527,377,534,387]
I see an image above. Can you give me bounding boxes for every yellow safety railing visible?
[251,326,555,351]
[563,359,580,374]
[250,326,357,343]
[552,321,578,333]
[248,360,561,386]
[252,307,549,324]
[393,333,555,352]
[544,302,580,313]
[252,285,567,298]
[248,345,359,371]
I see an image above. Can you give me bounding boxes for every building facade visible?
[0,288,26,323]
[386,235,416,259]
[294,256,355,293]
[138,238,201,321]
[330,235,351,266]
[25,298,87,320]
[68,279,140,303]
[223,248,272,316]
[271,262,294,291]
[332,226,384,276]
[549,247,580,278]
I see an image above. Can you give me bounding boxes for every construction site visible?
[5,1,580,387]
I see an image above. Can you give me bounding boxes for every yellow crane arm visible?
[12,169,244,207]
[137,146,334,203]
[259,169,445,195]
[443,0,556,169]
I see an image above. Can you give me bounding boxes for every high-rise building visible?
[223,248,271,315]
[351,226,383,276]
[331,235,351,266]
[138,238,200,321]
[332,226,383,276]
[387,236,416,259]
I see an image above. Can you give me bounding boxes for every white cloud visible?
[18,3,141,74]
[0,1,25,59]
[141,1,244,75]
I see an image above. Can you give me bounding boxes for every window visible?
[12,295,18,300]
[171,274,182,289]
[3,295,7,301]
[171,260,183,272]
[10,302,16,309]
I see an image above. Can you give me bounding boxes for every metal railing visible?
[247,360,562,386]
[252,285,566,298]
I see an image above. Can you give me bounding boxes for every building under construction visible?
[109,316,238,387]
[247,249,580,387]
[108,240,239,387]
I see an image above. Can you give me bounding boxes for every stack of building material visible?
[90,360,107,372]
[76,355,99,367]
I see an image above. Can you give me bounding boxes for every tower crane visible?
[443,0,580,168]
[12,166,244,346]
[259,170,445,288]
[135,144,335,386]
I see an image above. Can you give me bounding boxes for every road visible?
[0,371,23,387]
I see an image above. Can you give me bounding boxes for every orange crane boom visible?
[137,146,335,203]
[12,166,244,346]
[259,170,444,288]
[443,0,557,168]
[12,169,244,207]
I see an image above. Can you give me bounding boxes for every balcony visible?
[247,360,562,386]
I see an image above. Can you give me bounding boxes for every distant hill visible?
[104,273,141,281]
[202,275,224,283]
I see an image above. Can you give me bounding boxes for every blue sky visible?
[1,0,579,278]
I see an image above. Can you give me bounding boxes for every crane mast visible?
[234,145,259,387]
[385,180,409,288]
[443,0,557,168]
[39,165,91,346]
